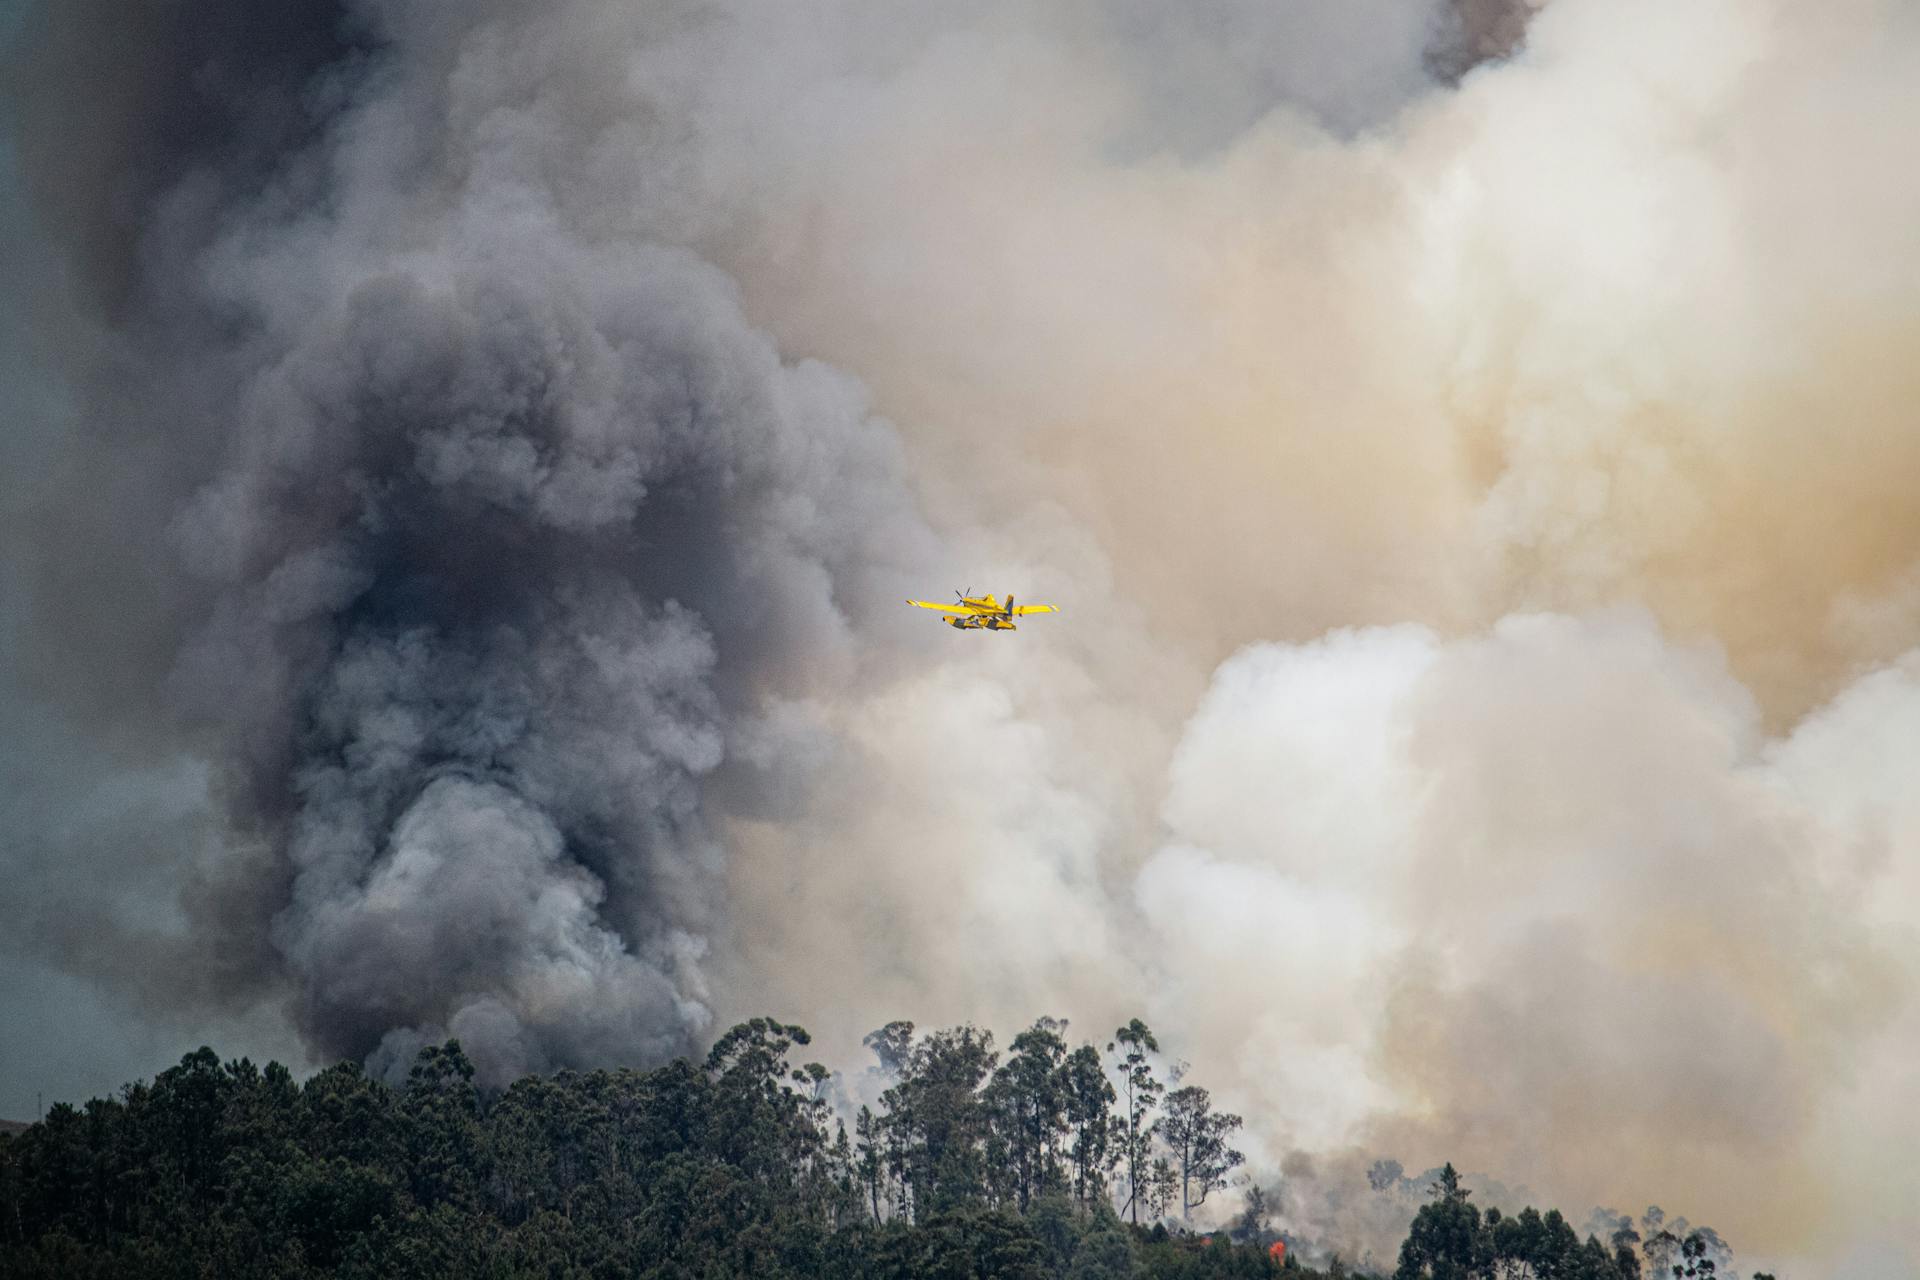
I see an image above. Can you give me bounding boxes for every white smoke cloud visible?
[1136,612,1915,1259]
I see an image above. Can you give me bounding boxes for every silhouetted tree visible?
[1062,1044,1116,1209]
[1396,1166,1489,1280]
[986,1018,1071,1211]
[1159,1085,1243,1219]
[1108,1019,1163,1224]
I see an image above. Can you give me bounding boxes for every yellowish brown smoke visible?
[675,0,1920,1263]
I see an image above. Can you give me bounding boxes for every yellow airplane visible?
[907,590,1059,631]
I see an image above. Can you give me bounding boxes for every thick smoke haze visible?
[4,0,947,1084]
[4,0,1919,1273]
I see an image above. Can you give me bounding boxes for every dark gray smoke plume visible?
[1423,0,1544,83]
[5,0,935,1084]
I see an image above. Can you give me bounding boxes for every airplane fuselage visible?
[905,591,1056,631]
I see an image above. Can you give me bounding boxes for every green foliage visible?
[1391,1174,1666,1280]
[1393,1184,1489,1280]
[0,1029,861,1279]
[1063,1042,1118,1208]
[1067,1203,1136,1279]
[986,1018,1072,1211]
[871,1023,1000,1218]
[0,1024,1751,1280]
[1132,1220,1285,1280]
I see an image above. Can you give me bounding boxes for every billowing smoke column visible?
[176,239,927,1083]
[4,0,936,1083]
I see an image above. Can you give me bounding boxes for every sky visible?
[3,0,1919,1273]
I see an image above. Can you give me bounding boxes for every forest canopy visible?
[0,1017,1760,1280]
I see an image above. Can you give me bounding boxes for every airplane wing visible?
[907,599,979,614]
[1010,604,1058,615]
